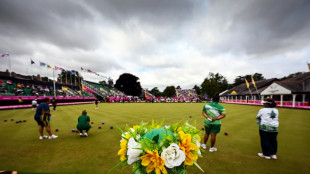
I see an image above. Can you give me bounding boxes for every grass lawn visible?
[0,103,309,174]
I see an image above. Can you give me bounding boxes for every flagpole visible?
[70,72,72,86]
[53,68,56,98]
[8,52,12,77]
[30,59,33,80]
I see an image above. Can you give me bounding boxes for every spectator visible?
[51,97,57,111]
[31,99,37,111]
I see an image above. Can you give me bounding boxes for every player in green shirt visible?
[77,110,91,137]
[201,93,226,152]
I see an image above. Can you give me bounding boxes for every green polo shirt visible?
[203,102,226,125]
[77,115,91,130]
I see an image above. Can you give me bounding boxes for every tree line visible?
[108,72,303,98]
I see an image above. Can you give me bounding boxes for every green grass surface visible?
[0,103,309,174]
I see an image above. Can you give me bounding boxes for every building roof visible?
[221,78,277,96]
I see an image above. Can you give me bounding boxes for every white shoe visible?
[271,155,277,159]
[39,135,48,140]
[209,147,217,152]
[84,133,88,137]
[201,144,207,150]
[80,133,83,136]
[48,135,58,139]
[258,153,271,159]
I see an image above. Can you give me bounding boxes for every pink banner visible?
[0,96,95,101]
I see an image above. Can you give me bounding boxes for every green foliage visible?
[149,87,162,97]
[114,73,142,96]
[162,86,176,97]
[201,72,228,98]
[99,80,107,85]
[233,73,265,86]
[57,70,82,85]
[193,85,202,95]
[139,137,160,151]
[280,72,303,80]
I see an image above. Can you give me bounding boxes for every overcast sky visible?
[0,0,310,91]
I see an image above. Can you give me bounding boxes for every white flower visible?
[120,132,128,142]
[127,138,143,165]
[136,134,141,140]
[161,143,185,168]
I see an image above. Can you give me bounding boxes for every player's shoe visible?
[39,135,48,140]
[209,147,217,152]
[258,153,271,159]
[84,133,88,137]
[48,135,58,139]
[270,155,277,159]
[80,133,83,137]
[201,144,207,150]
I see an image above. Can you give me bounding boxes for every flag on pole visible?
[308,63,310,71]
[251,76,256,88]
[31,59,35,64]
[245,78,250,88]
[55,66,63,71]
[40,62,46,67]
[47,65,52,69]
[1,53,9,57]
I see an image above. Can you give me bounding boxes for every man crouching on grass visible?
[201,93,226,152]
[77,110,91,137]
[34,98,58,140]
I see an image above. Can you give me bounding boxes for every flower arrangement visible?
[112,120,204,174]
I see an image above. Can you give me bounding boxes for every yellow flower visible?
[125,133,131,140]
[178,131,199,166]
[118,140,128,161]
[141,150,167,174]
[133,125,140,130]
[117,133,131,161]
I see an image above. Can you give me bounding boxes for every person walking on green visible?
[77,110,91,137]
[201,93,226,152]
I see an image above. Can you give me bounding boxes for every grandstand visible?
[176,89,198,98]
[0,70,95,108]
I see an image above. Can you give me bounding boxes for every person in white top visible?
[32,99,37,111]
[256,98,279,160]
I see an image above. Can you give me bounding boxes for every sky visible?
[0,0,310,91]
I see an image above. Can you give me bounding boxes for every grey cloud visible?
[0,0,99,50]
[193,0,310,58]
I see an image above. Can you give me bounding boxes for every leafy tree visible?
[280,72,303,80]
[252,73,265,81]
[114,73,142,96]
[57,70,82,86]
[201,73,228,98]
[193,85,202,95]
[233,76,245,86]
[233,73,265,86]
[176,85,181,89]
[99,80,107,85]
[149,87,162,97]
[162,86,176,97]
[108,79,114,86]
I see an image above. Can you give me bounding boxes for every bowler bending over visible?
[77,110,91,137]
